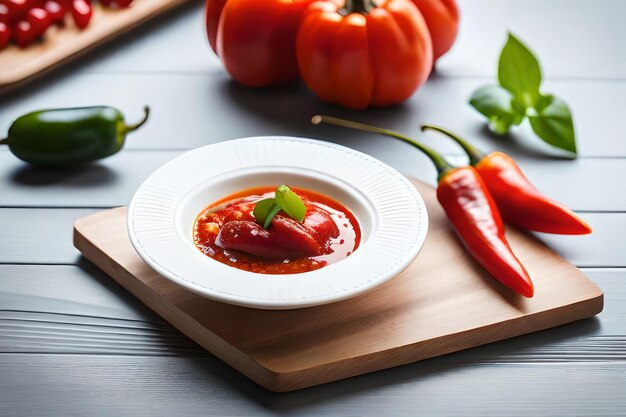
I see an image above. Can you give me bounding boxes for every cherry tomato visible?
[13,19,38,48]
[4,0,29,21]
[0,4,11,24]
[70,0,91,29]
[43,1,66,25]
[114,0,133,7]
[26,7,51,36]
[0,21,11,49]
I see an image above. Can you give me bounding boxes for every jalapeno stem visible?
[0,138,7,145]
[124,106,151,134]
[311,115,455,180]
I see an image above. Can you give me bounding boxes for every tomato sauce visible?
[193,187,361,274]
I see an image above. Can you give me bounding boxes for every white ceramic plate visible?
[128,136,428,310]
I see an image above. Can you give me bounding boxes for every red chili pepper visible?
[12,19,37,47]
[312,115,534,298]
[43,1,66,25]
[70,0,91,29]
[26,7,51,36]
[0,21,10,49]
[421,125,592,235]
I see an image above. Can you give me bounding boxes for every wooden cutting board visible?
[73,180,603,392]
[0,0,189,93]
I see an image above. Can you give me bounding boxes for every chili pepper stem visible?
[312,115,454,180]
[0,138,8,145]
[421,124,485,165]
[124,106,151,134]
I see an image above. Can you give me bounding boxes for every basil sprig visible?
[469,32,577,155]
[253,185,306,228]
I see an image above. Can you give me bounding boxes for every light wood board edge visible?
[0,0,191,93]
[73,207,604,392]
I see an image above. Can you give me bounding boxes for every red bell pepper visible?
[296,0,433,109]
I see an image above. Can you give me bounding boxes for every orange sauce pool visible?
[193,187,361,274]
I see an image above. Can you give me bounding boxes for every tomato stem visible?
[312,115,455,180]
[341,0,375,15]
[421,124,485,166]
[124,106,151,134]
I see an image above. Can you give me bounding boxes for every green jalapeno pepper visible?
[0,105,150,167]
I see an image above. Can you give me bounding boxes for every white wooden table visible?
[1,1,625,415]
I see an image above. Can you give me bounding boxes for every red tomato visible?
[410,0,458,60]
[13,19,37,48]
[26,7,51,36]
[0,21,10,49]
[297,0,433,109]
[216,0,315,87]
[205,0,227,53]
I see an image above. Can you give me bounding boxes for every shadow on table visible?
[8,163,118,188]
[217,79,418,149]
[181,316,601,412]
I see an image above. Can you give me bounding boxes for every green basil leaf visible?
[528,95,577,154]
[498,32,542,107]
[253,198,276,225]
[275,185,306,222]
[469,85,524,134]
[263,204,282,229]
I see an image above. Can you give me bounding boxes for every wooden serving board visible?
[73,180,603,392]
[0,0,189,92]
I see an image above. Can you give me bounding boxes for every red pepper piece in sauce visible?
[215,217,323,260]
[422,125,592,235]
[70,0,91,29]
[313,115,534,298]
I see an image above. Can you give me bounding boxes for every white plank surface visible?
[0,267,623,416]
[0,208,623,267]
[1,75,624,157]
[1,151,625,211]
